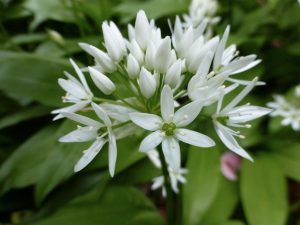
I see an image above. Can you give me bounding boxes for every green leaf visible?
[183,147,221,225]
[200,177,238,225]
[0,51,70,107]
[0,105,50,130]
[31,186,162,225]
[221,221,245,225]
[24,0,76,30]
[0,122,88,203]
[115,0,188,23]
[240,153,288,225]
[269,140,300,181]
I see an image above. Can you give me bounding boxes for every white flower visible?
[267,91,300,131]
[152,167,187,196]
[59,103,119,177]
[146,149,162,168]
[126,54,140,79]
[88,67,116,95]
[102,21,126,62]
[130,85,215,170]
[213,78,272,161]
[134,10,152,50]
[139,67,157,99]
[165,60,182,89]
[52,59,93,120]
[79,43,116,73]
[183,0,219,28]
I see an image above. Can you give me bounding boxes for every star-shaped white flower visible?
[59,103,118,176]
[130,85,215,170]
[152,167,187,196]
[213,77,272,161]
[52,59,93,120]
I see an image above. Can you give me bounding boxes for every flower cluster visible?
[53,10,271,193]
[267,86,300,131]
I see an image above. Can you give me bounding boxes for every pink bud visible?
[220,151,242,181]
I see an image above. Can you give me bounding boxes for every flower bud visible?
[220,152,241,181]
[139,67,157,99]
[135,10,151,50]
[145,42,156,70]
[128,39,144,65]
[155,37,172,74]
[88,67,116,95]
[127,54,140,79]
[102,21,126,62]
[165,60,182,89]
[79,43,116,73]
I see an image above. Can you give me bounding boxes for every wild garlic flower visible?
[52,59,93,120]
[267,86,300,131]
[59,103,130,176]
[152,167,187,196]
[213,78,272,160]
[130,86,215,170]
[183,0,219,28]
[54,10,270,184]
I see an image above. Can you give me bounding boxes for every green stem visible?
[158,146,175,225]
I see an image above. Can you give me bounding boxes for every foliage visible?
[0,0,300,224]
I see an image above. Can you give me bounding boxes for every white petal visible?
[227,105,272,123]
[91,103,112,127]
[74,138,106,172]
[129,112,162,131]
[135,10,151,49]
[60,112,101,127]
[139,67,157,99]
[175,128,215,148]
[58,79,87,99]
[162,137,181,170]
[88,67,115,95]
[59,126,98,142]
[223,77,258,112]
[52,101,89,120]
[214,122,253,161]
[173,100,202,127]
[214,25,230,70]
[161,85,174,121]
[165,60,182,89]
[196,51,214,77]
[155,37,172,74]
[139,131,164,152]
[69,59,92,95]
[108,133,117,177]
[127,54,140,79]
[128,39,144,65]
[100,103,135,122]
[83,44,116,72]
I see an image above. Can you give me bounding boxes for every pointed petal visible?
[214,122,253,161]
[175,128,215,148]
[59,126,98,142]
[91,103,112,127]
[74,138,106,172]
[223,77,258,112]
[161,85,174,121]
[52,101,89,120]
[129,112,162,131]
[162,137,181,170]
[69,59,92,94]
[108,133,117,177]
[88,67,116,95]
[173,100,202,127]
[139,131,164,152]
[60,112,101,127]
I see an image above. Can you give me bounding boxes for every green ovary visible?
[162,122,177,136]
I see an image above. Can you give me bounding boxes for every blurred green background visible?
[0,0,300,225]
